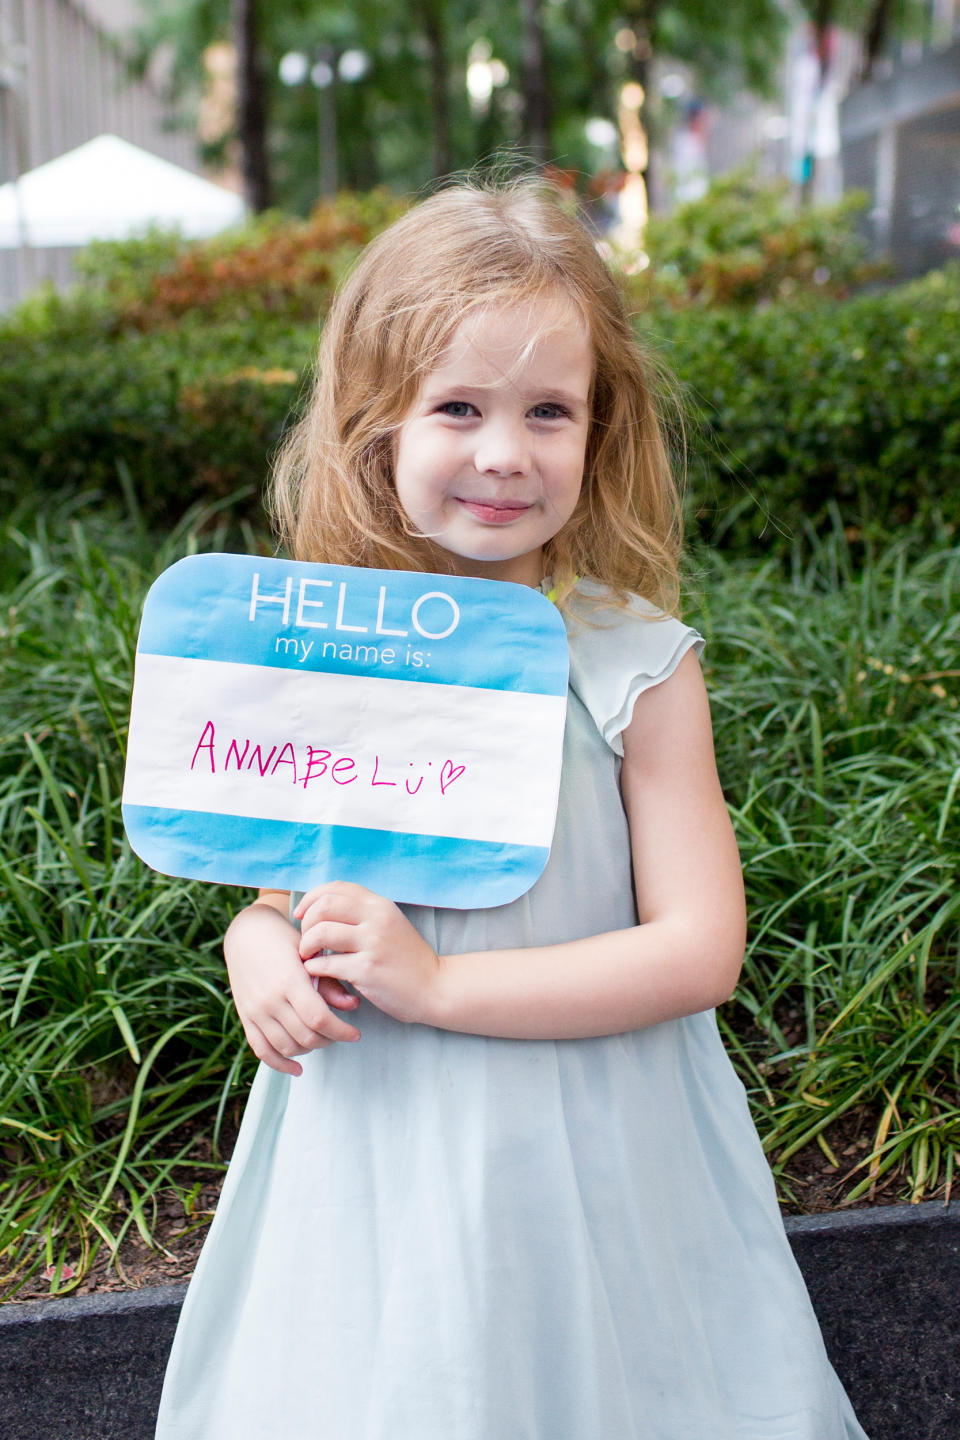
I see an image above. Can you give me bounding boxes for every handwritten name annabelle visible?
[190,721,465,797]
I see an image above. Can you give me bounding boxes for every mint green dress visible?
[155,583,869,1440]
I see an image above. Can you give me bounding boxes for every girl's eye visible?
[530,403,570,421]
[437,401,477,418]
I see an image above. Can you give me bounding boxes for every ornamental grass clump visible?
[0,492,250,1297]
[695,524,960,1206]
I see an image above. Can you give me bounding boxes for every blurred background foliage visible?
[634,170,884,306]
[132,0,791,205]
[2,177,957,550]
[129,0,930,212]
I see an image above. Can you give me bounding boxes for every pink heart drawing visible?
[440,760,465,795]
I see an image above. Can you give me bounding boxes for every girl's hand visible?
[295,882,443,1026]
[225,899,361,1075]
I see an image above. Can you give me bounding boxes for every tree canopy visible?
[133,0,931,211]
[135,0,803,210]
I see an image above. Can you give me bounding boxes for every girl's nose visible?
[474,420,531,477]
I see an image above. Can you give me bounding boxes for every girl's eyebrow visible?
[421,382,589,408]
[527,388,589,408]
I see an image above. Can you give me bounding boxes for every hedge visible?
[649,266,960,549]
[1,227,957,550]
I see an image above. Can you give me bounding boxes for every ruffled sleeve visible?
[563,580,704,757]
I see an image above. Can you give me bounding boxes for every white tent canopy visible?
[0,134,246,249]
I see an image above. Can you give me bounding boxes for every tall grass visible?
[1,494,957,1297]
[694,525,960,1205]
[0,490,255,1295]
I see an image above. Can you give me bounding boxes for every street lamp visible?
[279,46,369,198]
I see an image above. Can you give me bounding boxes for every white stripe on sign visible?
[123,653,567,849]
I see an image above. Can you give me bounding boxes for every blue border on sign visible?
[137,554,569,697]
[123,803,551,910]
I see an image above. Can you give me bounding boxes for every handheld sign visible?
[122,555,569,908]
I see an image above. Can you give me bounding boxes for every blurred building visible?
[841,36,960,277]
[660,25,861,211]
[0,0,201,303]
[663,1,960,277]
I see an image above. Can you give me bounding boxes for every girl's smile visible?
[393,296,593,586]
[455,498,532,524]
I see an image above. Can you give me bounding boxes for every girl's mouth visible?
[456,499,532,524]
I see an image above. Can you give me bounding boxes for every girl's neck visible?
[447,548,545,589]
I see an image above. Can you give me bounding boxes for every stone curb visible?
[0,1203,957,1439]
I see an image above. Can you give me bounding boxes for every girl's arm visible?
[297,650,746,1040]
[225,890,360,1075]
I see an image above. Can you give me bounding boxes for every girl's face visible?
[393,296,592,587]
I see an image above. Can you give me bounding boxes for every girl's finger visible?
[243,1018,305,1077]
[302,950,363,994]
[275,1000,336,1052]
[286,992,361,1045]
[299,921,360,960]
[292,885,325,919]
[260,1013,317,1060]
[293,884,362,923]
[315,976,360,1009]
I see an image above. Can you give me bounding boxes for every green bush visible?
[0,193,406,520]
[632,169,880,308]
[1,199,958,548]
[652,266,960,549]
[0,491,248,1295]
[0,315,313,517]
[70,189,406,327]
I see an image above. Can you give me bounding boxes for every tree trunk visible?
[520,0,551,165]
[861,0,894,81]
[567,0,611,117]
[231,0,271,212]
[316,47,339,198]
[418,0,453,178]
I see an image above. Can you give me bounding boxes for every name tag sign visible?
[122,554,569,908]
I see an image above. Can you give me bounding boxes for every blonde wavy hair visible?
[270,178,683,612]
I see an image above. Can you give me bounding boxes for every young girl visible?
[156,181,868,1439]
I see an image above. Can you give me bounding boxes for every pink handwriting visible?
[189,721,465,797]
[440,760,465,795]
